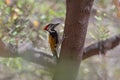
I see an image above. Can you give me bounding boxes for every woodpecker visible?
[44,23,60,60]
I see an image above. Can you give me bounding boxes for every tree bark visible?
[53,0,94,80]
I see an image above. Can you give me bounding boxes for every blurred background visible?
[0,0,120,80]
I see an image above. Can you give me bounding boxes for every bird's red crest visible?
[44,24,49,30]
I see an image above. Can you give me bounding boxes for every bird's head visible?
[44,23,60,32]
[43,24,51,31]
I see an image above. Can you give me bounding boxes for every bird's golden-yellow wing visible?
[49,35,58,60]
[49,35,57,51]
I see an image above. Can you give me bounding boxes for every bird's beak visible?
[56,23,60,25]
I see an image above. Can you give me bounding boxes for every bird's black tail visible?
[52,50,59,60]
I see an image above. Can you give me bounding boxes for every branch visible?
[83,34,120,59]
[0,40,56,69]
[16,41,57,69]
[0,34,120,68]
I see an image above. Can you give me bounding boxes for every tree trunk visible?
[53,0,94,80]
